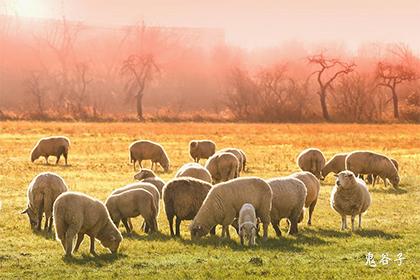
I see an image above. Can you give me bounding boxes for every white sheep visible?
[296,148,326,179]
[205,152,239,184]
[129,140,170,172]
[330,170,371,231]
[238,203,257,246]
[133,168,165,196]
[22,172,68,231]
[219,148,244,174]
[30,136,70,165]
[189,140,216,163]
[175,162,212,183]
[53,192,122,257]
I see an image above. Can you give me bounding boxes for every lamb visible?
[129,140,170,172]
[238,203,257,246]
[133,168,165,196]
[289,171,320,225]
[330,170,371,231]
[345,151,400,188]
[189,140,216,163]
[175,162,212,183]
[321,153,348,179]
[22,172,68,232]
[30,136,70,165]
[267,177,307,236]
[111,182,160,233]
[105,189,158,233]
[53,192,123,257]
[296,148,326,179]
[163,177,213,237]
[219,148,244,174]
[205,152,239,184]
[190,177,272,240]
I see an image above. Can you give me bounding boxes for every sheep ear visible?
[21,208,28,214]
[333,174,338,177]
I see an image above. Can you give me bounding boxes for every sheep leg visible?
[221,225,230,239]
[351,215,355,232]
[36,204,44,231]
[89,236,98,256]
[56,154,61,165]
[308,199,317,225]
[240,234,244,245]
[43,196,53,231]
[63,151,68,165]
[45,156,49,165]
[48,216,53,232]
[128,218,133,231]
[358,214,362,229]
[209,226,216,235]
[372,176,376,188]
[144,221,150,233]
[341,215,347,230]
[271,219,281,237]
[175,217,181,237]
[74,233,84,252]
[133,160,137,171]
[382,176,388,188]
[167,215,175,237]
[122,218,131,233]
[289,217,299,235]
[64,227,78,257]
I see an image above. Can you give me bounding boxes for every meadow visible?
[0,121,419,279]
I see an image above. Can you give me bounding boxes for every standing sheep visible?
[267,177,307,236]
[190,177,272,241]
[219,148,244,174]
[189,140,216,163]
[129,140,170,172]
[297,148,326,179]
[30,136,70,165]
[289,171,320,225]
[330,170,371,231]
[367,158,399,185]
[321,153,348,179]
[205,152,239,184]
[105,189,158,233]
[163,177,213,237]
[175,163,212,183]
[345,151,400,188]
[133,168,165,196]
[238,203,257,246]
[22,172,68,232]
[53,192,122,257]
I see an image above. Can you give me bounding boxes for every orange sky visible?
[3,0,420,50]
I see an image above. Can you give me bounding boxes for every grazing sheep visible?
[205,152,239,184]
[367,158,400,185]
[321,153,348,179]
[267,177,307,236]
[30,136,70,165]
[289,171,320,225]
[105,189,158,233]
[133,168,165,196]
[111,182,160,233]
[53,192,122,257]
[129,140,170,172]
[346,151,400,188]
[163,177,213,237]
[239,149,247,172]
[22,172,68,232]
[175,163,212,183]
[190,177,272,241]
[330,171,371,231]
[238,203,257,246]
[189,140,216,163]
[219,148,244,174]
[297,148,326,179]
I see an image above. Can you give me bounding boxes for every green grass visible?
[0,122,419,279]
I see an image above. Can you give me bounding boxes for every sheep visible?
[296,148,326,179]
[105,189,158,234]
[111,182,160,233]
[239,149,247,172]
[321,153,348,179]
[345,151,400,188]
[53,192,122,257]
[190,177,272,241]
[238,203,257,246]
[30,136,70,165]
[219,148,244,174]
[22,172,68,232]
[289,171,320,225]
[133,168,165,196]
[189,140,216,163]
[175,162,212,183]
[205,152,239,184]
[367,158,400,185]
[330,170,371,231]
[267,177,307,236]
[129,140,170,172]
[163,177,213,237]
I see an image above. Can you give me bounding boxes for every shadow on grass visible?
[304,228,352,238]
[369,187,407,195]
[33,229,56,240]
[304,228,401,240]
[354,229,401,239]
[63,252,127,266]
[122,231,172,241]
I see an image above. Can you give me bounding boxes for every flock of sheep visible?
[22,136,401,256]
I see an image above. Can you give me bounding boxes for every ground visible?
[0,122,419,279]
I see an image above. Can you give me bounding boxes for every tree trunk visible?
[136,93,144,120]
[319,90,331,121]
[391,88,399,119]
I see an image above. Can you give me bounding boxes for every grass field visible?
[0,121,419,279]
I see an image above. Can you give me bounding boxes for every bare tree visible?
[24,71,48,115]
[376,44,418,119]
[308,53,356,121]
[70,62,91,116]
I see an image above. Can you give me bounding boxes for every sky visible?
[2,0,420,50]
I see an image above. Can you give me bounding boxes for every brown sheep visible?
[30,136,70,165]
[129,140,170,172]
